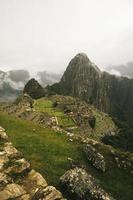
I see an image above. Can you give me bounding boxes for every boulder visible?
[27,169,48,188]
[6,158,31,175]
[0,183,26,200]
[42,186,64,200]
[4,142,22,158]
[83,144,106,172]
[0,173,12,188]
[60,167,114,200]
[0,129,8,141]
[0,153,9,170]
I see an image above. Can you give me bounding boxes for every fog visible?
[0,0,133,73]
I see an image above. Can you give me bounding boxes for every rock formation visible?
[60,167,114,200]
[83,144,106,172]
[23,78,45,99]
[0,126,65,200]
[49,53,133,127]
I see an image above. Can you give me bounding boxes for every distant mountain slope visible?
[0,69,61,101]
[37,71,62,87]
[107,62,133,78]
[49,53,133,127]
[23,78,45,99]
[0,70,29,102]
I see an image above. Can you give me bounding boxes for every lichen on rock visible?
[60,167,114,200]
[83,144,106,172]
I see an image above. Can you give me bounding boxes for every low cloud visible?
[107,69,121,77]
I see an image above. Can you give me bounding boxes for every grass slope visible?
[0,111,133,200]
[0,111,86,186]
[34,98,75,127]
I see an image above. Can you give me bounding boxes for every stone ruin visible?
[83,144,106,172]
[0,126,65,200]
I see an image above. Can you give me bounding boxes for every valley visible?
[0,94,133,200]
[0,53,133,200]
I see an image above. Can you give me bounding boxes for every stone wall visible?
[50,53,133,127]
[83,144,106,172]
[0,126,65,200]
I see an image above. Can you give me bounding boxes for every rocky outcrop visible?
[111,149,133,175]
[60,167,114,200]
[24,78,45,99]
[49,53,133,127]
[50,53,101,102]
[83,144,106,172]
[0,126,65,200]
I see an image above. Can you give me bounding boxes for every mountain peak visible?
[23,78,45,99]
[75,52,90,60]
[70,52,91,65]
[50,53,101,99]
[68,53,101,75]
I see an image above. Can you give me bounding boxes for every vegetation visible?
[88,116,96,129]
[0,111,85,186]
[34,99,64,116]
[33,96,116,138]
[23,78,45,99]
[34,98,75,127]
[102,119,133,153]
[0,111,133,199]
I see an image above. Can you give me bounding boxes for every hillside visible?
[0,126,64,199]
[0,94,133,199]
[1,94,116,140]
[1,53,133,199]
[49,53,133,128]
[0,70,61,102]
[0,70,28,102]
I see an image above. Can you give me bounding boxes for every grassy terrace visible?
[34,99,64,116]
[0,111,133,200]
[34,98,75,127]
[0,111,86,186]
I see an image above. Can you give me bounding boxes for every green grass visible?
[58,116,75,127]
[34,99,53,110]
[91,108,116,139]
[34,99,64,117]
[0,111,133,200]
[0,111,86,186]
[34,98,75,127]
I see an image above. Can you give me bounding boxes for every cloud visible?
[107,69,121,77]
[0,0,133,72]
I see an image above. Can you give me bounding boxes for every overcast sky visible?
[0,0,133,73]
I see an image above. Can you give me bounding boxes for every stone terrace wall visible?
[0,126,65,200]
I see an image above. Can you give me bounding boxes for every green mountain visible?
[23,78,45,99]
[1,54,133,200]
[0,69,61,101]
[49,53,133,128]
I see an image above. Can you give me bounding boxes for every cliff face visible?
[98,72,133,125]
[50,53,133,127]
[60,53,101,102]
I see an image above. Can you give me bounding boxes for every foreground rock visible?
[83,144,106,172]
[60,167,114,200]
[0,126,65,200]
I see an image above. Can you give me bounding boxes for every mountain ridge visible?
[49,53,133,127]
[0,69,61,102]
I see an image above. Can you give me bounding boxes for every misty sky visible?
[0,0,133,73]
